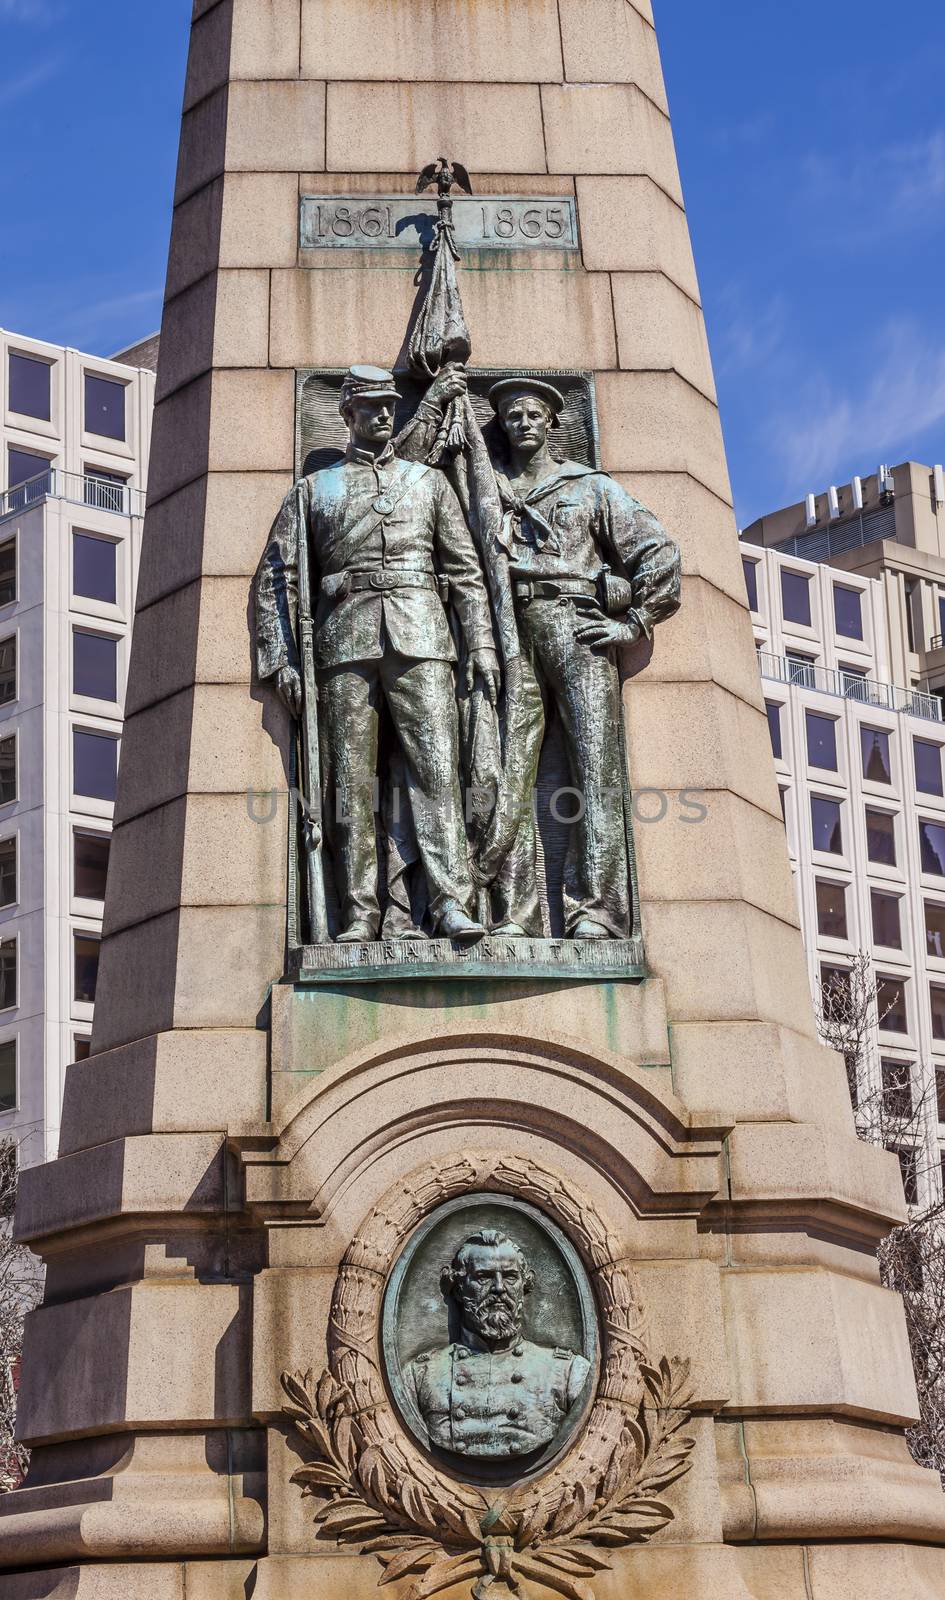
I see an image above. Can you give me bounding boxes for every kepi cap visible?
[340,364,400,412]
[488,375,565,426]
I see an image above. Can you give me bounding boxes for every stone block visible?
[633,1260,728,1407]
[301,0,562,83]
[559,0,667,112]
[58,1030,267,1155]
[115,683,289,825]
[219,171,299,270]
[617,472,742,599]
[624,680,780,814]
[326,82,546,175]
[104,792,287,933]
[213,269,271,369]
[225,80,326,173]
[670,1022,854,1130]
[721,1268,919,1425]
[576,176,699,296]
[175,89,228,205]
[124,576,254,714]
[727,1121,908,1224]
[137,472,293,608]
[270,267,617,371]
[638,574,768,707]
[805,1543,945,1597]
[229,0,301,82]
[643,900,819,1033]
[542,84,681,201]
[18,1282,249,1444]
[0,1569,184,1600]
[208,368,295,473]
[146,377,212,505]
[183,0,232,111]
[166,181,225,299]
[612,272,715,401]
[632,789,799,926]
[252,1268,335,1415]
[16,1133,226,1243]
[596,370,731,504]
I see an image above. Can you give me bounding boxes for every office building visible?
[0,328,155,1165]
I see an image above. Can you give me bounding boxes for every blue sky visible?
[1,0,943,525]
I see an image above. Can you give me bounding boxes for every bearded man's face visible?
[456,1243,527,1348]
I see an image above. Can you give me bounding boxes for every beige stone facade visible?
[3,2,944,1597]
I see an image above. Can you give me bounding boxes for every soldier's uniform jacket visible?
[405,1338,591,1458]
[255,442,494,674]
[495,460,680,635]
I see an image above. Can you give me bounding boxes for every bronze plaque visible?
[382,1193,598,1479]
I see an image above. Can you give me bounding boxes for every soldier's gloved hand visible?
[573,616,642,653]
[466,647,502,706]
[275,665,303,717]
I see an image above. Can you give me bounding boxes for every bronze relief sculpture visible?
[254,159,682,958]
[280,1154,695,1600]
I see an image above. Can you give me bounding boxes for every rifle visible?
[295,481,330,943]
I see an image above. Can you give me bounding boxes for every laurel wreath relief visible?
[280,1153,696,1600]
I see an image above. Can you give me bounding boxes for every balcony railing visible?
[0,467,145,522]
[758,649,943,723]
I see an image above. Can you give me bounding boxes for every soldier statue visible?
[255,365,501,943]
[483,376,681,940]
[404,1228,591,1459]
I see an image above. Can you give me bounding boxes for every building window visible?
[74,830,110,901]
[811,795,843,854]
[0,538,15,607]
[877,974,908,1033]
[73,630,118,702]
[914,739,944,797]
[765,701,782,759]
[932,985,945,1042]
[7,446,50,496]
[742,558,759,611]
[882,1059,913,1119]
[780,569,812,627]
[73,729,118,803]
[839,664,868,701]
[833,585,863,640]
[786,649,816,687]
[83,468,128,514]
[806,711,838,771]
[0,736,14,806]
[919,818,945,876]
[937,1067,945,1123]
[0,838,14,909]
[84,373,126,442]
[926,901,945,959]
[820,964,850,1026]
[0,1038,14,1111]
[9,351,51,421]
[871,889,902,949]
[816,879,847,939]
[73,531,117,605]
[74,933,101,1004]
[894,1146,919,1207]
[0,638,15,705]
[778,785,788,821]
[866,808,897,866]
[0,939,15,1010]
[861,726,892,784]
[73,1035,92,1062]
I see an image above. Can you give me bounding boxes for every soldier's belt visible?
[344,568,440,594]
[513,576,597,603]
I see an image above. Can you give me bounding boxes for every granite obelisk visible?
[3,4,944,1598]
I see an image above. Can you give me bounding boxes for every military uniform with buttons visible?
[255,367,496,939]
[405,1338,591,1459]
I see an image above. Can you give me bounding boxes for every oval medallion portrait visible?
[382,1193,598,1480]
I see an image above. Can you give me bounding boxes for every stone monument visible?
[3,4,945,1597]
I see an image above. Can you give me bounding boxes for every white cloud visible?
[0,53,61,107]
[805,130,945,228]
[0,0,60,21]
[773,318,945,485]
[711,285,788,380]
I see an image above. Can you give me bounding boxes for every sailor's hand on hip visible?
[573,616,641,653]
[466,647,501,705]
[275,665,303,717]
